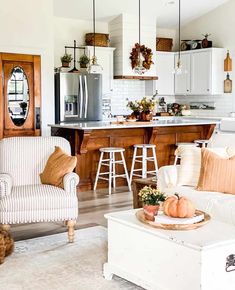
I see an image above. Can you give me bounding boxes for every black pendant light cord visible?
[93,0,96,60]
[178,0,181,61]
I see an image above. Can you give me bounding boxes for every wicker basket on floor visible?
[156,38,173,51]
[85,33,110,47]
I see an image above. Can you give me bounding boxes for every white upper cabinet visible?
[174,53,191,95]
[174,48,224,96]
[190,50,212,95]
[156,52,175,95]
[85,46,116,97]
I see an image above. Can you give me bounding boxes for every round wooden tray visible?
[136,209,211,231]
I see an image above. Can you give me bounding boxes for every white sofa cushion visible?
[177,147,229,187]
[164,186,235,226]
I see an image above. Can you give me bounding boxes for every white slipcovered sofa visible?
[158,118,235,226]
[0,137,79,242]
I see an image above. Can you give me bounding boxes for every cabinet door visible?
[86,47,114,97]
[174,53,191,95]
[156,53,175,95]
[190,51,212,95]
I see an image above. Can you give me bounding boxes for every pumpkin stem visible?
[174,193,180,200]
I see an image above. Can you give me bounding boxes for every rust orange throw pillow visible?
[197,149,235,194]
[40,146,77,188]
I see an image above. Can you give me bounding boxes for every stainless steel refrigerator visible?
[55,72,102,123]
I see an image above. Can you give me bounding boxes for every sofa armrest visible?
[0,173,13,199]
[63,172,79,195]
[157,165,179,191]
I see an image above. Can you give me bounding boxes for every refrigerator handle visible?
[84,75,88,118]
[79,75,83,118]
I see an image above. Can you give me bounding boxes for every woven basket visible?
[85,33,110,47]
[156,38,173,52]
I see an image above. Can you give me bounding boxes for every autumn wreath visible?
[130,43,154,71]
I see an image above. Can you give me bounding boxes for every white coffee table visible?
[103,209,235,290]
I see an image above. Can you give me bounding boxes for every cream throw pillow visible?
[197,149,235,194]
[177,146,228,187]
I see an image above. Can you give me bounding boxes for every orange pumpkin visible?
[163,193,195,218]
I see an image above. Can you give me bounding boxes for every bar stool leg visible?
[142,147,147,178]
[120,151,132,192]
[130,147,137,184]
[108,152,112,195]
[94,151,104,190]
[112,152,116,189]
[152,147,158,178]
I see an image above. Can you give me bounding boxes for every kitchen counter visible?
[49,117,219,131]
[50,118,217,191]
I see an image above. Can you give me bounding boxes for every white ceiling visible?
[54,0,229,28]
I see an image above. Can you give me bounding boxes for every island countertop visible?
[50,118,217,191]
[49,117,220,130]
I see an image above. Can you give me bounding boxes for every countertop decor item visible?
[60,53,73,68]
[127,96,156,121]
[78,54,90,69]
[138,186,166,221]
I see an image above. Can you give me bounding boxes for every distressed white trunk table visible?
[103,209,235,290]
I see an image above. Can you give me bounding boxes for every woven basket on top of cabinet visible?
[85,33,110,47]
[156,38,173,52]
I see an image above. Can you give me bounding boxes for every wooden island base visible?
[51,124,215,191]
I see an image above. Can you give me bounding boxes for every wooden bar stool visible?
[94,147,131,195]
[130,144,158,184]
[174,142,199,165]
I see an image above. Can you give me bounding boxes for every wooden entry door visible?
[0,53,41,138]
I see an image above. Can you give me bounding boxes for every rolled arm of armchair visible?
[157,165,179,191]
[0,173,13,199]
[63,172,79,195]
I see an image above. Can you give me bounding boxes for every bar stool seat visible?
[194,139,209,148]
[130,144,158,183]
[94,147,131,195]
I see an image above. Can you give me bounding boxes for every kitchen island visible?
[49,118,219,191]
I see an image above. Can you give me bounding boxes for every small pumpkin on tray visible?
[163,193,195,218]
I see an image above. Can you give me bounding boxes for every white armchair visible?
[0,137,79,242]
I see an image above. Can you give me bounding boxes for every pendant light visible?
[89,0,103,73]
[134,0,146,75]
[174,0,184,75]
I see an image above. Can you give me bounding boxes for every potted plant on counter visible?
[138,186,166,221]
[60,53,73,68]
[127,96,157,121]
[79,54,90,69]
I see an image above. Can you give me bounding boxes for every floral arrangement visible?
[127,96,156,114]
[130,43,154,70]
[138,186,166,206]
[167,103,187,116]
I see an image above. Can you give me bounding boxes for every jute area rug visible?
[0,226,142,290]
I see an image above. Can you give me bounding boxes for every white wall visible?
[54,17,108,68]
[178,0,235,116]
[0,0,54,135]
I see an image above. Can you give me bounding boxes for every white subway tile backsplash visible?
[175,94,234,117]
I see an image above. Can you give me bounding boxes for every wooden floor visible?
[11,186,133,241]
